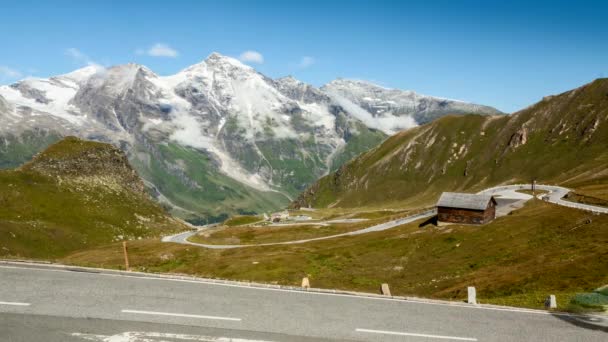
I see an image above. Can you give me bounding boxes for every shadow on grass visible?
[551,313,608,333]
[418,215,437,228]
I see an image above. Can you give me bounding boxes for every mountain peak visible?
[205,52,252,70]
[276,75,304,85]
[57,65,103,83]
[325,78,395,91]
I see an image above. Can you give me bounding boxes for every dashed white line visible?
[356,328,477,341]
[121,309,241,322]
[0,301,31,306]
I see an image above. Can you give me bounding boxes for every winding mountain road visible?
[162,209,437,249]
[479,184,608,214]
[163,184,607,249]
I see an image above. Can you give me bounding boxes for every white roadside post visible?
[122,241,130,271]
[545,295,557,309]
[467,286,477,304]
[381,283,391,296]
[301,277,310,289]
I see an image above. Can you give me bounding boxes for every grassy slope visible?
[130,142,289,224]
[223,215,263,227]
[64,200,608,310]
[190,211,417,245]
[0,137,185,259]
[330,123,387,172]
[294,79,608,209]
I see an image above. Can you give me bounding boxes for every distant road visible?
[479,184,608,214]
[164,184,607,250]
[1,262,606,341]
[162,209,437,249]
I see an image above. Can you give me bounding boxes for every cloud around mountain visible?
[239,50,264,64]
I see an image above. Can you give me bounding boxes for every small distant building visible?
[270,210,289,223]
[436,192,497,224]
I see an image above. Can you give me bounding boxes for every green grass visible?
[130,143,289,224]
[350,209,412,219]
[0,138,185,260]
[570,292,608,310]
[190,210,423,245]
[224,215,263,227]
[330,124,387,171]
[562,191,608,208]
[191,222,360,245]
[64,200,608,311]
[516,189,549,196]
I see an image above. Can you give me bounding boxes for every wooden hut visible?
[436,192,497,224]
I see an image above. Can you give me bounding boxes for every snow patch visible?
[326,90,417,134]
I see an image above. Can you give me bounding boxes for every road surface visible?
[479,184,608,214]
[1,262,606,341]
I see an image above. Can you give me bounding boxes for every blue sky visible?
[0,0,606,112]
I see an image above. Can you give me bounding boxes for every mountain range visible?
[0,52,501,223]
[293,78,608,209]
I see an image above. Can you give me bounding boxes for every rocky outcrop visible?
[22,136,146,195]
[508,126,528,149]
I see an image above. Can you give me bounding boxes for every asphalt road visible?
[1,262,606,342]
[478,184,608,214]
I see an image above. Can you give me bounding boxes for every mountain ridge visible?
[292,78,608,209]
[0,52,501,222]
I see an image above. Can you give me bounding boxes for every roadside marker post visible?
[467,287,477,304]
[301,277,310,289]
[381,283,391,296]
[122,241,130,271]
[545,295,557,309]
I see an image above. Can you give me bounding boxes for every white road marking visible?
[0,301,30,306]
[121,309,241,322]
[71,331,272,341]
[0,263,600,319]
[356,328,477,341]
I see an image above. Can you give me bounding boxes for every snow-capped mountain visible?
[0,52,501,222]
[323,79,503,133]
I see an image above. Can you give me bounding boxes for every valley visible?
[2,3,608,340]
[0,71,606,314]
[0,53,500,223]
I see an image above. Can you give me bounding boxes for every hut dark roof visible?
[436,192,495,211]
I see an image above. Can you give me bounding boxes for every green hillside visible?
[129,142,290,224]
[65,199,608,310]
[293,79,608,209]
[0,137,186,259]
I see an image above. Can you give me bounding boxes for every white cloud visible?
[298,56,315,68]
[65,48,102,68]
[142,43,179,58]
[0,66,22,80]
[239,50,264,64]
[326,90,417,134]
